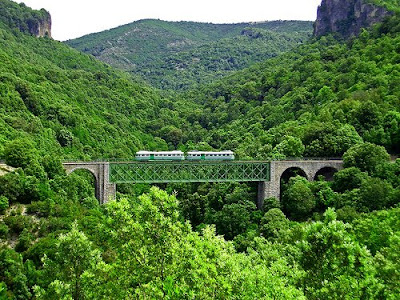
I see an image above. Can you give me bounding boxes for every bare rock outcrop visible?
[27,10,52,38]
[314,0,392,39]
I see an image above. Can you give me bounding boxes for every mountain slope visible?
[0,2,400,299]
[66,19,312,90]
[0,13,187,160]
[172,13,400,159]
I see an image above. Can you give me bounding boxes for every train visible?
[135,150,235,161]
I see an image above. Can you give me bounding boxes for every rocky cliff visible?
[27,9,51,38]
[0,0,51,38]
[314,0,392,38]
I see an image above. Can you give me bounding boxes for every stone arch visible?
[65,165,98,179]
[257,160,344,209]
[314,166,339,181]
[65,167,99,201]
[280,166,308,183]
[279,167,309,201]
[62,162,116,205]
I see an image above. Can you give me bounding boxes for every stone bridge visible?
[63,162,116,205]
[256,160,343,208]
[63,160,343,208]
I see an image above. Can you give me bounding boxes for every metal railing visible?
[109,161,271,183]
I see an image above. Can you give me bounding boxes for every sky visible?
[12,0,322,41]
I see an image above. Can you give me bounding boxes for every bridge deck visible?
[109,161,270,183]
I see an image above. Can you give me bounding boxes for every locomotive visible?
[135,150,234,161]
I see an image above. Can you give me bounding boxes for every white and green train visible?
[135,150,234,161]
[186,150,234,160]
[135,151,185,161]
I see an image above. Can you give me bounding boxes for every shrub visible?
[0,195,9,213]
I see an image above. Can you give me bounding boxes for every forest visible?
[66,19,312,90]
[0,0,400,298]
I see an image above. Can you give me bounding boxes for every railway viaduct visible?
[63,160,343,209]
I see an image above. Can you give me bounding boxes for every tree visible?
[210,200,258,240]
[34,222,107,300]
[374,233,400,298]
[0,248,31,299]
[260,208,289,240]
[298,209,381,299]
[56,129,73,147]
[353,100,382,132]
[311,179,337,211]
[332,166,368,193]
[316,85,336,104]
[272,135,305,158]
[0,196,9,213]
[282,176,316,220]
[159,125,183,147]
[358,177,395,212]
[233,238,306,299]
[102,188,237,298]
[41,155,65,180]
[303,122,362,157]
[383,111,400,153]
[343,142,390,175]
[4,138,38,169]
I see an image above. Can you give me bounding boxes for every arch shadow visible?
[314,167,338,181]
[279,167,308,200]
[280,167,308,184]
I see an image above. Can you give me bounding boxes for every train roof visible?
[187,150,234,155]
[136,150,184,155]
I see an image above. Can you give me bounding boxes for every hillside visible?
[0,1,400,299]
[173,14,400,159]
[66,19,312,90]
[0,17,191,161]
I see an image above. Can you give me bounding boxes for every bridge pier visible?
[257,181,278,209]
[63,162,116,204]
[257,160,343,210]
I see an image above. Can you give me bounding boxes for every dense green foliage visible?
[0,0,50,36]
[66,19,312,90]
[368,0,400,12]
[168,15,400,160]
[1,0,400,298]
[0,18,189,159]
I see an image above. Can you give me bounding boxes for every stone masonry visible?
[63,162,116,204]
[63,160,343,208]
[257,160,343,209]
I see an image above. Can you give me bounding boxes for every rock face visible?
[27,10,52,38]
[314,0,392,38]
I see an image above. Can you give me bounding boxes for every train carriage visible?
[135,150,185,161]
[186,150,234,161]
